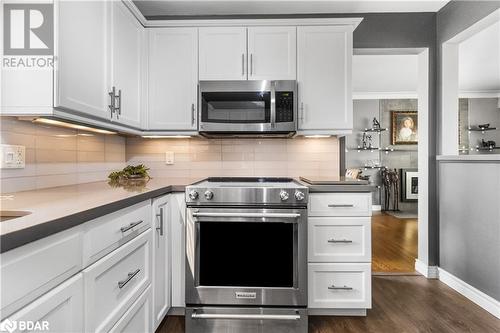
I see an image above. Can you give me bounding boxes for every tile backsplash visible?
[0,117,126,193]
[126,136,340,180]
[0,117,340,193]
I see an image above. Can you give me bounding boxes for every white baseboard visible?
[372,205,382,211]
[438,268,500,319]
[414,259,439,278]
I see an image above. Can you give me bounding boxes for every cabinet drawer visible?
[308,263,371,309]
[109,285,152,333]
[309,217,371,262]
[83,201,151,266]
[84,229,152,333]
[309,193,371,217]
[0,227,82,319]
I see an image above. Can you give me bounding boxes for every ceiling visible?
[459,21,500,93]
[133,0,449,18]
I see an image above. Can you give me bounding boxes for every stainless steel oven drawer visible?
[186,307,307,333]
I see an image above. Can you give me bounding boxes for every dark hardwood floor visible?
[156,276,500,333]
[372,212,418,273]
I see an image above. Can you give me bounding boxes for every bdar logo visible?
[0,319,17,333]
[3,3,53,55]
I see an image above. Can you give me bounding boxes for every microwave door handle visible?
[270,81,276,129]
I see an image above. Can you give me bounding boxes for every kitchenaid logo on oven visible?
[2,3,54,70]
[0,319,50,332]
[235,291,257,299]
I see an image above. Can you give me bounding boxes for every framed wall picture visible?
[401,168,418,202]
[391,111,418,145]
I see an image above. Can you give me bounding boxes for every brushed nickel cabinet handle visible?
[328,238,353,243]
[328,285,353,291]
[250,53,253,75]
[120,220,143,233]
[242,53,245,76]
[328,204,354,208]
[118,269,140,289]
[191,103,196,126]
[156,207,164,236]
[115,89,122,118]
[108,86,116,118]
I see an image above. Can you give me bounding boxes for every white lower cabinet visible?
[83,229,152,333]
[0,227,82,319]
[152,195,171,330]
[308,263,371,309]
[109,286,153,333]
[0,273,84,333]
[307,192,372,314]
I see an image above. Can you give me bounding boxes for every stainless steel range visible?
[185,177,308,333]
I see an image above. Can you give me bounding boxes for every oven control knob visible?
[280,190,289,201]
[204,190,214,200]
[295,191,305,201]
[188,190,199,200]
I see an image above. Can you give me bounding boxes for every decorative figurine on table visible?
[372,117,381,130]
[478,123,490,130]
[481,139,496,148]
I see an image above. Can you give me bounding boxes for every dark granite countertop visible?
[0,178,194,253]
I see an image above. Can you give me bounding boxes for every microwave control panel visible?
[275,92,294,123]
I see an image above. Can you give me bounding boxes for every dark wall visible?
[436,1,500,298]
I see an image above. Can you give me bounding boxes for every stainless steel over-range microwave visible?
[198,80,297,136]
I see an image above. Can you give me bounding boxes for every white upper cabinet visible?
[111,0,144,128]
[297,26,353,134]
[56,0,111,120]
[247,27,297,80]
[148,28,198,131]
[199,27,247,80]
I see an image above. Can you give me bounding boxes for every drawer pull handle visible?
[118,269,141,289]
[156,207,164,236]
[328,204,354,208]
[328,238,353,243]
[328,285,353,291]
[120,220,143,233]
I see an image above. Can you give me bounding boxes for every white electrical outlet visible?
[0,144,25,169]
[165,151,174,165]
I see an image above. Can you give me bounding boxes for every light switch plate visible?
[0,144,26,169]
[165,151,174,165]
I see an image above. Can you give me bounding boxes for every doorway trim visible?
[353,47,431,276]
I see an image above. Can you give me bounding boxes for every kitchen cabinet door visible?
[247,27,297,80]
[170,194,186,307]
[199,27,247,80]
[56,0,111,120]
[1,274,84,332]
[152,196,170,330]
[297,26,353,134]
[111,0,144,128]
[148,28,198,130]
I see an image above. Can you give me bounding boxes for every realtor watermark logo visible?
[2,3,54,69]
[0,318,50,332]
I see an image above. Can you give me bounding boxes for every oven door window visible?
[198,222,294,288]
[201,92,271,123]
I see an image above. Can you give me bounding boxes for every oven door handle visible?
[191,313,301,321]
[192,212,301,218]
